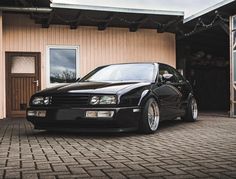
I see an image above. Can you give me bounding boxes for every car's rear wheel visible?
[140,98,160,134]
[183,97,198,122]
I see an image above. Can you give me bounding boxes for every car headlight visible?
[100,96,116,104]
[90,96,100,105]
[31,96,51,105]
[44,97,50,105]
[90,95,116,105]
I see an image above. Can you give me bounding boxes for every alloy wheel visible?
[147,100,160,131]
[191,99,198,120]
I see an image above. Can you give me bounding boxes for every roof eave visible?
[50,3,184,16]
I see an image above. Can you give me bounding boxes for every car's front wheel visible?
[140,98,160,134]
[183,97,198,122]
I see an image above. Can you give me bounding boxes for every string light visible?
[54,13,171,29]
[83,15,112,23]
[83,14,165,27]
[184,11,229,37]
[36,9,229,34]
[54,13,78,24]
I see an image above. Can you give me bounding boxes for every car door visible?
[167,66,191,116]
[153,64,182,119]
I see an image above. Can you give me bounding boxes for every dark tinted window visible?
[168,66,184,82]
[159,64,184,83]
[233,16,236,30]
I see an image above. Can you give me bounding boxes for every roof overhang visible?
[48,0,183,32]
[50,0,184,16]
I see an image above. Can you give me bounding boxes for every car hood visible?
[38,81,151,95]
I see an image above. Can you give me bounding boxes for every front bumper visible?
[26,106,141,132]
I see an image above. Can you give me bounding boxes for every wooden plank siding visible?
[10,76,35,113]
[0,13,176,119]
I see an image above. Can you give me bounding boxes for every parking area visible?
[0,115,236,179]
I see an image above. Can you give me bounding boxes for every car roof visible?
[99,62,172,68]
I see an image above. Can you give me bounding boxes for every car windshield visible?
[81,64,155,82]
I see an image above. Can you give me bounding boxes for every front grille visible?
[51,95,90,107]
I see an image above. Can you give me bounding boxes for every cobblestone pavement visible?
[0,115,236,179]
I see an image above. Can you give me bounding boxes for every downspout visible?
[0,7,52,13]
[0,11,3,119]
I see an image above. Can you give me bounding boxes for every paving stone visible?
[38,174,57,179]
[186,170,209,177]
[57,174,91,178]
[87,169,106,177]
[128,175,147,179]
[163,174,196,179]
[92,160,109,167]
[0,116,235,178]
[144,166,165,173]
[4,171,21,179]
[21,173,38,179]
[106,172,126,178]
[36,163,52,170]
[165,168,187,175]
[0,170,4,179]
[52,165,68,172]
[208,172,234,179]
[22,162,35,169]
[68,166,87,175]
[142,171,173,177]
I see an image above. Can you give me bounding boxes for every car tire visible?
[140,98,160,134]
[182,97,198,122]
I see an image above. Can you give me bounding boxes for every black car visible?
[27,63,198,134]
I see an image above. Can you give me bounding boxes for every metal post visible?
[230,15,236,117]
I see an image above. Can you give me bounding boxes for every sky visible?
[55,0,224,18]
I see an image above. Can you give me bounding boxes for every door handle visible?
[33,80,39,87]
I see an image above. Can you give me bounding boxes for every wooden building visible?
[0,0,183,119]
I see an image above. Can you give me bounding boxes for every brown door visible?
[6,52,41,118]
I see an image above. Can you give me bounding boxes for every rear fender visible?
[184,93,195,113]
[187,93,194,105]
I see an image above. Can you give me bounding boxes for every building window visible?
[47,46,79,86]
[233,15,236,30]
[233,16,236,51]
[232,16,236,81]
[231,15,236,116]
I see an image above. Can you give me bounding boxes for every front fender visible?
[138,90,159,108]
[138,90,150,106]
[118,85,152,107]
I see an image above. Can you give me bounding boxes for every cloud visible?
[50,49,76,74]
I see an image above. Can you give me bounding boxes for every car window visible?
[168,66,185,82]
[81,64,155,83]
[159,64,183,83]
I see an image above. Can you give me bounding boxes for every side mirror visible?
[162,74,173,81]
